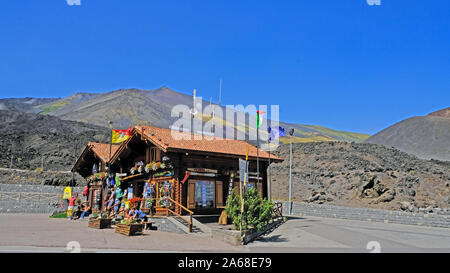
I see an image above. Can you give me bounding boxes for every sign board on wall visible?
[187,168,218,174]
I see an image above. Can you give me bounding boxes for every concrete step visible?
[165,216,211,236]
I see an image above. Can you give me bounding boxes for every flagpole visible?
[102,121,113,213]
[267,137,271,201]
[108,121,113,174]
[240,145,249,234]
[256,127,259,184]
[255,111,264,187]
[288,128,294,215]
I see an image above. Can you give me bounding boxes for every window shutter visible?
[187,181,196,209]
[146,147,150,163]
[155,149,161,161]
[215,181,223,207]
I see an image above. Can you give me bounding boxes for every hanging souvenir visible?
[127,187,133,199]
[94,190,101,209]
[82,186,88,197]
[116,187,123,199]
[143,182,154,198]
[115,174,121,186]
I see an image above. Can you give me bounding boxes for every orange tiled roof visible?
[88,142,120,163]
[133,125,282,161]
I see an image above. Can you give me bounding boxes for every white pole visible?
[288,132,293,215]
[267,138,271,201]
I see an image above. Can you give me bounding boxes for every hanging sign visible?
[187,168,218,174]
[248,176,263,181]
[239,159,248,184]
[189,172,216,177]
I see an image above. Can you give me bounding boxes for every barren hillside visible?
[365,108,450,161]
[270,142,450,211]
[0,110,109,171]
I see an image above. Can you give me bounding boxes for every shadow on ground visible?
[254,234,288,243]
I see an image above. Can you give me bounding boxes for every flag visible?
[256,111,265,129]
[268,126,286,141]
[112,126,132,144]
[239,158,249,185]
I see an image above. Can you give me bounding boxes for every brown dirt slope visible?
[428,107,450,118]
[364,113,450,161]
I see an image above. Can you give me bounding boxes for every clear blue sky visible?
[0,0,449,135]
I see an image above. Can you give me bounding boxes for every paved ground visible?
[0,214,449,253]
[246,216,450,253]
[0,214,243,252]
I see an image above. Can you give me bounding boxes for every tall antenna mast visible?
[212,79,222,134]
[209,96,213,117]
[189,88,198,134]
[218,78,222,105]
[190,88,198,116]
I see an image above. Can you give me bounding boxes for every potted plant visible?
[88,212,112,229]
[130,165,137,175]
[115,219,144,236]
[129,197,140,208]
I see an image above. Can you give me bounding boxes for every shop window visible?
[194,181,215,208]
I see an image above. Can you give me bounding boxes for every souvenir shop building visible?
[73,126,282,215]
[71,142,120,210]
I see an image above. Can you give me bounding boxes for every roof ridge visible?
[133,125,281,160]
[137,124,260,143]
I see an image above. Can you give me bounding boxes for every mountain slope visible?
[429,107,450,118]
[50,88,176,129]
[365,109,450,161]
[0,110,109,171]
[34,86,369,143]
[37,92,102,115]
[0,98,59,114]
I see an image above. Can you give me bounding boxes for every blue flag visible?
[268,126,286,141]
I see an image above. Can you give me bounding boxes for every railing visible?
[0,192,61,203]
[165,197,194,232]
